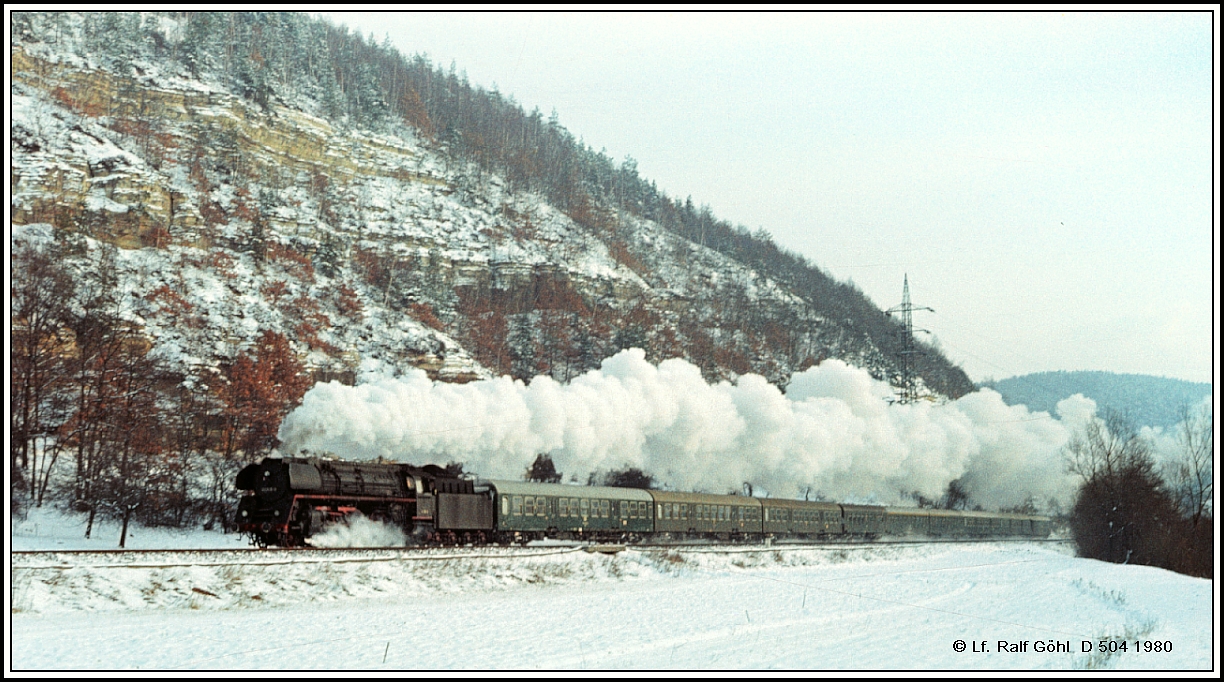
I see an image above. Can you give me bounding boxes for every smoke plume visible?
[279,349,1085,510]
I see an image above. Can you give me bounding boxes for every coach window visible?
[539,497,548,516]
[501,496,509,516]
[580,498,589,517]
[524,497,534,516]
[601,500,609,518]
[559,498,568,517]
[513,496,523,516]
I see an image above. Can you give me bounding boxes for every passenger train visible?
[236,456,1052,547]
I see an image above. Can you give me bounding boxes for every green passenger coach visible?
[488,480,654,542]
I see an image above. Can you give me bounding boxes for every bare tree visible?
[941,478,971,510]
[1164,402,1213,529]
[599,466,655,490]
[1064,410,1152,484]
[11,238,76,506]
[524,454,562,483]
[73,326,166,547]
[1064,410,1178,567]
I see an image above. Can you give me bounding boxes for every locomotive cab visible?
[235,457,494,547]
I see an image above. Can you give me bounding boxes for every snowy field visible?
[8,508,1216,671]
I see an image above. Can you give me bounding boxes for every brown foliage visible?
[335,283,364,320]
[409,302,444,331]
[232,188,257,223]
[283,295,335,354]
[199,200,228,227]
[206,250,236,275]
[260,280,290,305]
[267,242,315,282]
[466,309,510,377]
[606,239,646,276]
[214,330,312,459]
[399,87,434,138]
[145,284,199,327]
[353,247,388,289]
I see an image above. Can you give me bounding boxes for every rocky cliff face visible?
[11,18,964,397]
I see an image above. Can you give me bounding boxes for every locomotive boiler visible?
[235,457,493,546]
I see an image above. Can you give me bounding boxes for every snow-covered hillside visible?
[10,11,974,394]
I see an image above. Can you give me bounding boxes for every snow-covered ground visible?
[8,508,1216,671]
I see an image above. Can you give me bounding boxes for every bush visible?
[1065,410,1209,576]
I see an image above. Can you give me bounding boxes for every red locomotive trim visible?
[291,494,417,503]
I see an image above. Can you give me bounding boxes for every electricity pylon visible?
[886,274,932,404]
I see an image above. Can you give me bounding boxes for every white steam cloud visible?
[307,513,407,548]
[279,349,1087,510]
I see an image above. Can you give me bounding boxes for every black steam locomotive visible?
[235,457,492,547]
[236,456,1053,547]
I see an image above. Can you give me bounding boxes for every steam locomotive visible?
[235,456,1053,547]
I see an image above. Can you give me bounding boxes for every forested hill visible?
[985,371,1212,429]
[10,11,972,398]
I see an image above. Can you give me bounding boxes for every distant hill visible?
[984,371,1212,429]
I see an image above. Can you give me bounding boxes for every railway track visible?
[12,537,1070,570]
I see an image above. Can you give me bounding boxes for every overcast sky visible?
[322,11,1215,385]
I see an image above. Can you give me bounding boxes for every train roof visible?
[484,480,654,501]
[884,507,1052,521]
[756,498,841,511]
[649,490,764,506]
